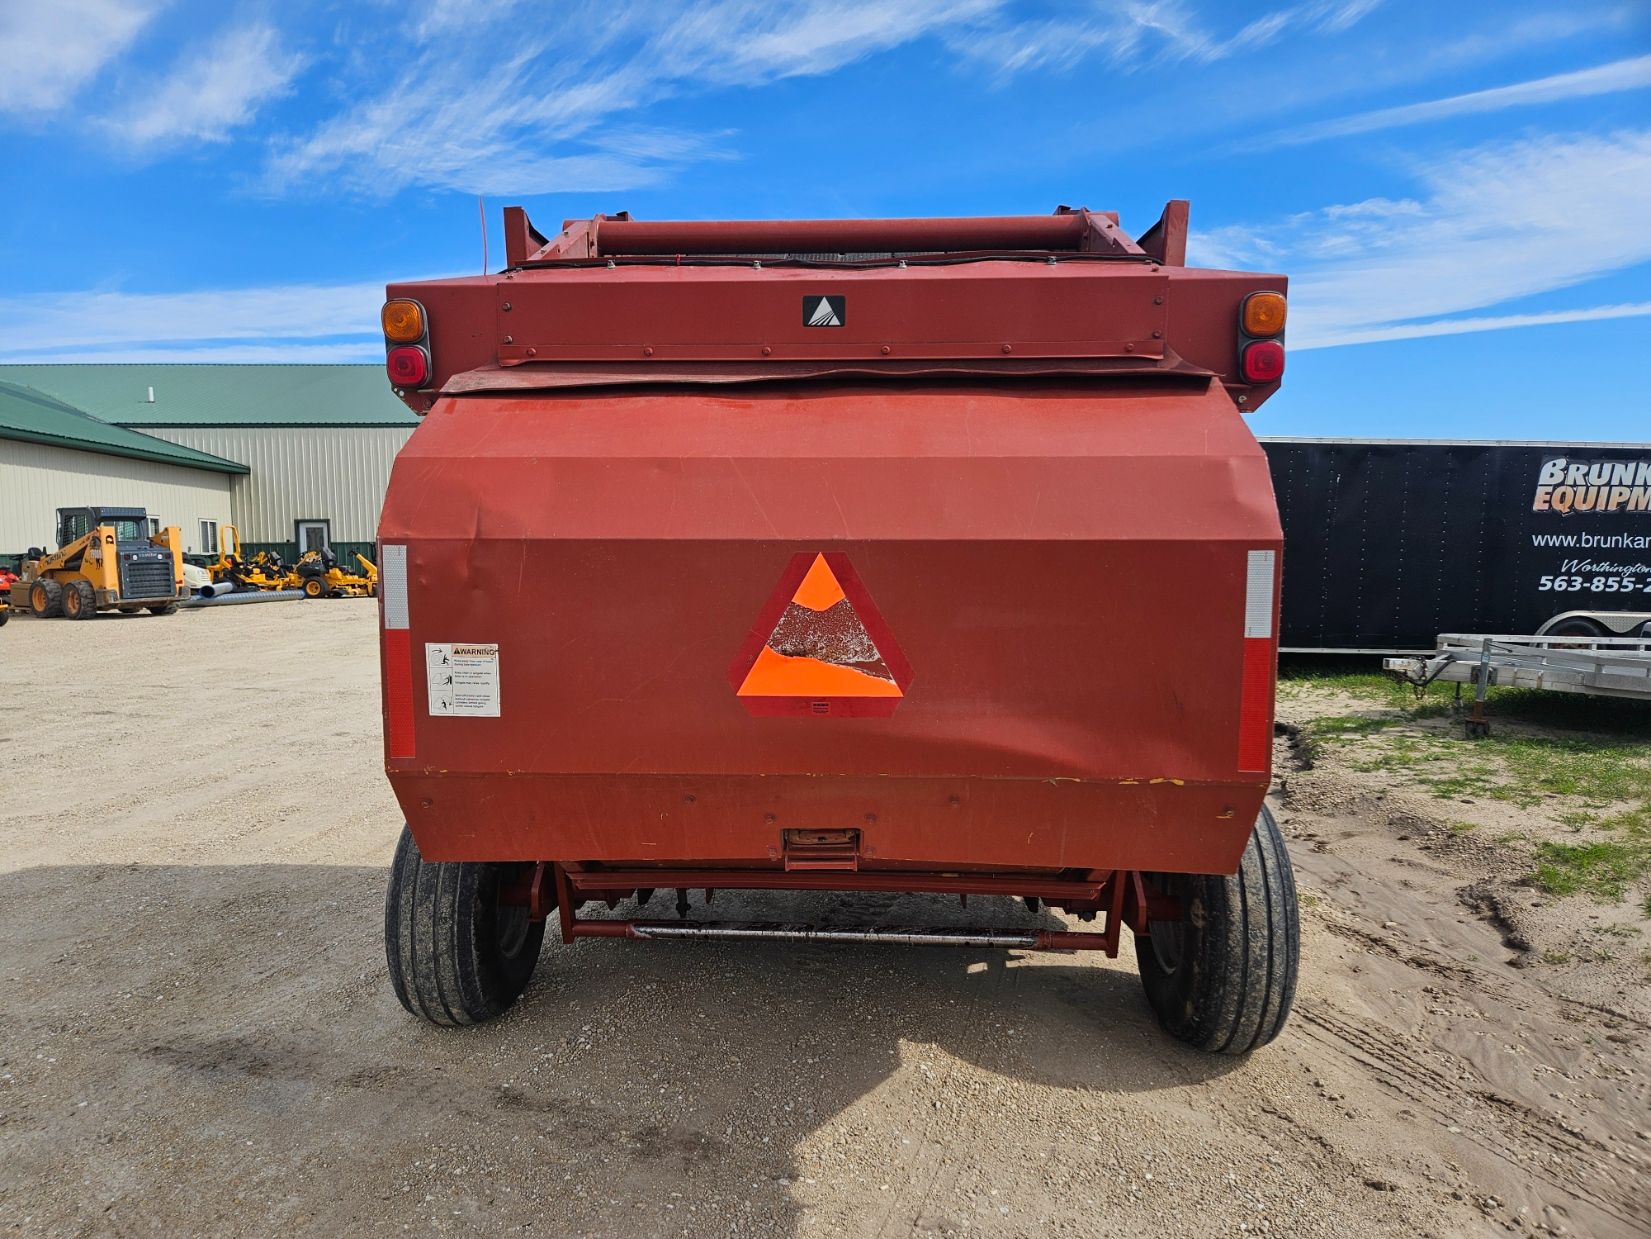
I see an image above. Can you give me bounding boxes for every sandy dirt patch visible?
[0,605,1645,1236]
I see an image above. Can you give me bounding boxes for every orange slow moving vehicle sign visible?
[729,553,912,717]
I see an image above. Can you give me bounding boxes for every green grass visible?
[1285,656,1651,909]
[1530,805,1651,903]
[1279,657,1651,740]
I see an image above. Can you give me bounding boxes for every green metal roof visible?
[0,381,248,474]
[0,364,418,428]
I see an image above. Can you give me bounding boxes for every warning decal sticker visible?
[425,643,501,717]
[728,553,911,717]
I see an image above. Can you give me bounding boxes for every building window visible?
[296,519,331,554]
[200,520,218,556]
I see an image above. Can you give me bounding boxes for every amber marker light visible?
[382,299,426,343]
[1241,291,1286,338]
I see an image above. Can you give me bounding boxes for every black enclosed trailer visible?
[1262,439,1651,652]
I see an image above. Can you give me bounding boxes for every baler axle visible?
[503,863,1173,958]
[566,921,1112,951]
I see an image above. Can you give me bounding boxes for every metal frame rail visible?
[1385,633,1651,735]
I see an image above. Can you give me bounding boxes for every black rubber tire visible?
[147,602,178,616]
[1544,618,1605,638]
[1136,805,1299,1054]
[302,577,326,599]
[0,608,8,627]
[63,579,96,619]
[30,579,63,618]
[384,825,546,1026]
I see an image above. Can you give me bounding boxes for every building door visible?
[297,520,331,554]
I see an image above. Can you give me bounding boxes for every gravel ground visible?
[1,603,1646,1237]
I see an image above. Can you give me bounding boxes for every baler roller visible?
[582,213,1135,258]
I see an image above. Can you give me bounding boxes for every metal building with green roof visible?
[0,364,417,563]
[0,380,245,559]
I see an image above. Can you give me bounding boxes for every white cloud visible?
[0,282,389,359]
[1205,129,1651,349]
[1258,54,1651,148]
[948,0,1384,79]
[0,0,160,114]
[268,0,999,196]
[411,0,526,39]
[1293,302,1651,350]
[2,342,386,365]
[103,23,305,146]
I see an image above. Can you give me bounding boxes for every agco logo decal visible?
[803,295,845,327]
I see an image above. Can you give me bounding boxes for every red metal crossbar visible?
[498,864,1173,958]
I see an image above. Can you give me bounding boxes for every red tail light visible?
[387,346,430,388]
[1240,340,1284,383]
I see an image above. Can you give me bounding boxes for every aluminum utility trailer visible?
[1386,633,1651,736]
[374,204,1300,1055]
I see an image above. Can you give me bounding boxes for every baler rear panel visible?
[380,378,1279,875]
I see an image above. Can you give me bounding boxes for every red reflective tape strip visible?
[384,627,416,758]
[1237,637,1273,772]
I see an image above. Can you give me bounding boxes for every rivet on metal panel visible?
[948,795,961,808]
[526,347,537,357]
[643,346,654,357]
[1152,330,1163,338]
[1153,295,1164,305]
[684,794,696,804]
[1001,344,1013,354]
[420,799,432,809]
[761,346,772,356]
[764,813,776,824]
[752,260,762,269]
[1125,343,1135,352]
[503,335,513,344]
[880,345,891,355]
[502,301,512,311]
[1238,394,1249,404]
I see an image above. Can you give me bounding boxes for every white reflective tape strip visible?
[1244,549,1275,639]
[381,543,409,630]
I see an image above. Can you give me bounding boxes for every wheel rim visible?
[1147,918,1186,973]
[1145,874,1194,975]
[31,584,47,611]
[496,902,532,958]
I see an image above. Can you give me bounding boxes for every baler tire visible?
[63,579,96,619]
[1135,805,1299,1055]
[30,579,63,618]
[384,824,545,1026]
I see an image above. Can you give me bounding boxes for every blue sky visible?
[0,0,1647,439]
